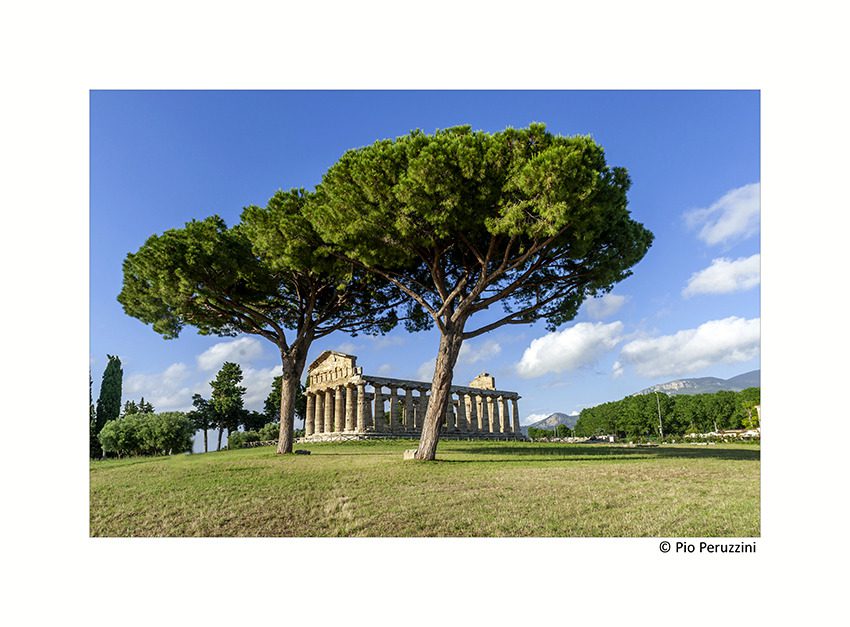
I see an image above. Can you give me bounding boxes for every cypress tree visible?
[89,371,99,458]
[94,355,123,456]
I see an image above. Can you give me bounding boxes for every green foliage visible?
[187,394,216,431]
[310,124,654,336]
[242,411,270,432]
[227,430,261,449]
[739,387,761,429]
[574,388,762,438]
[264,376,307,423]
[259,422,280,442]
[121,398,154,417]
[98,412,194,457]
[554,424,571,438]
[527,427,554,440]
[93,355,123,458]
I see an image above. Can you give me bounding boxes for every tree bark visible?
[276,342,310,454]
[217,427,223,451]
[203,429,208,453]
[415,327,465,460]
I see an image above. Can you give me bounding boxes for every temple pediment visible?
[307,351,361,388]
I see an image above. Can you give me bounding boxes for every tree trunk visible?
[277,343,310,454]
[415,327,465,461]
[203,429,208,453]
[217,427,223,451]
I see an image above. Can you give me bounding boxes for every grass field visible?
[89,439,759,537]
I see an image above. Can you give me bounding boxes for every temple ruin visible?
[301,351,525,441]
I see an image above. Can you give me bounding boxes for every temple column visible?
[456,393,467,433]
[486,395,496,433]
[374,386,385,431]
[388,388,398,433]
[412,394,422,431]
[324,388,334,433]
[356,382,366,432]
[467,394,478,433]
[444,397,454,432]
[334,385,345,432]
[344,384,356,432]
[304,392,315,436]
[314,391,324,434]
[512,396,522,433]
[404,387,414,431]
[497,395,506,433]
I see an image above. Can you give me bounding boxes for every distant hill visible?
[521,412,579,436]
[635,369,760,396]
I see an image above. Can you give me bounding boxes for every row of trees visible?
[573,388,761,439]
[527,425,573,440]
[186,362,305,452]
[119,124,654,459]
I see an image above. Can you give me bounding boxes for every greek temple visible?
[302,351,525,441]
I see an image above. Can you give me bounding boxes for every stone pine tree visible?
[93,355,123,457]
[209,361,246,451]
[310,124,654,460]
[118,189,414,454]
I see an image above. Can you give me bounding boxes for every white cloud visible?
[522,412,549,426]
[241,364,284,409]
[584,294,627,320]
[612,361,624,378]
[377,363,393,375]
[619,316,760,378]
[124,362,204,412]
[334,341,359,355]
[516,321,624,378]
[367,335,407,349]
[684,182,760,246]
[124,363,190,396]
[683,254,760,297]
[416,360,435,382]
[197,337,265,371]
[458,339,502,365]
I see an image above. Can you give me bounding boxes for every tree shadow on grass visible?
[445,445,760,462]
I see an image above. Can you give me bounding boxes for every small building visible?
[302,351,524,441]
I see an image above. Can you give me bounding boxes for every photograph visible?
[89,90,760,538]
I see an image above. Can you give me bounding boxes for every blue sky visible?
[90,90,760,434]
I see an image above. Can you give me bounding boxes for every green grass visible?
[90,439,759,537]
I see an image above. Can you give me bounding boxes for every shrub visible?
[227,430,261,449]
[259,422,280,442]
[99,412,194,457]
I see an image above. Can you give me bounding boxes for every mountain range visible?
[521,412,580,435]
[521,369,760,435]
[634,369,760,396]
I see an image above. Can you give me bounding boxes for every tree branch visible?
[461,287,573,340]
